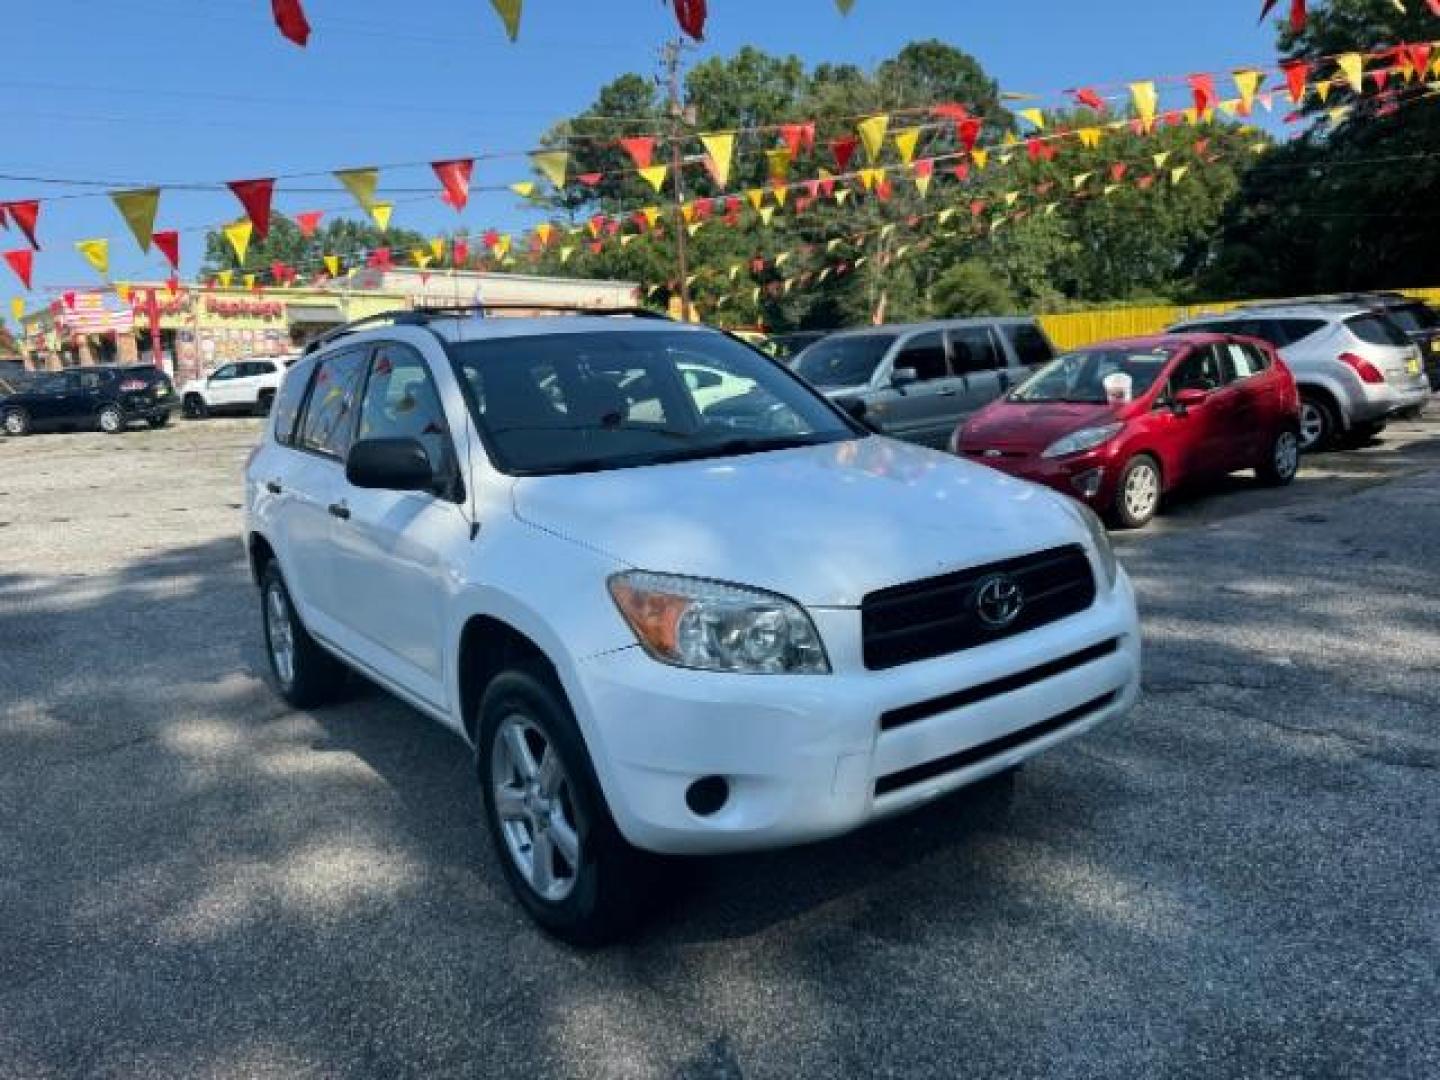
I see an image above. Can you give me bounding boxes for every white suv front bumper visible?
[574,570,1141,855]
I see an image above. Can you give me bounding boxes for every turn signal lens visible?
[1339,353,1385,385]
[609,572,830,674]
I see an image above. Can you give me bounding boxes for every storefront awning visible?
[286,303,345,325]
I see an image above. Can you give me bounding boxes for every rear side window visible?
[1278,319,1325,344]
[1004,323,1055,367]
[1221,343,1266,381]
[950,326,1001,374]
[297,349,367,458]
[271,363,313,447]
[895,332,949,381]
[1346,314,1410,348]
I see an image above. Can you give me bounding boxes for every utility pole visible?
[660,39,694,322]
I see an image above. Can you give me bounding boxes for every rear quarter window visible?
[1346,314,1410,348]
[272,361,315,447]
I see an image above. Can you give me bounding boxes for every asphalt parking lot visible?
[2,412,1438,1079]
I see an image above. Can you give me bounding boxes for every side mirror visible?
[891,367,919,389]
[1172,388,1209,414]
[346,437,435,492]
[841,397,878,431]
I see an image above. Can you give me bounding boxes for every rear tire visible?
[260,561,347,708]
[148,412,171,430]
[1297,394,1336,452]
[1257,428,1300,486]
[256,390,275,417]
[2,407,31,437]
[97,405,125,434]
[1108,454,1161,530]
[183,394,208,420]
[478,666,662,946]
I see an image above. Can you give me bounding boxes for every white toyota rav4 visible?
[244,309,1141,943]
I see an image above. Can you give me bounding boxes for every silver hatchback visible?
[1171,305,1430,450]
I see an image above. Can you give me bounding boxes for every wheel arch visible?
[456,615,562,746]
[1296,379,1348,430]
[247,531,277,587]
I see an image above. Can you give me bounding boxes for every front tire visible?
[260,561,347,708]
[1257,428,1300,486]
[148,412,171,429]
[1297,394,1336,452]
[478,667,660,946]
[1109,454,1162,529]
[97,405,125,434]
[2,407,31,436]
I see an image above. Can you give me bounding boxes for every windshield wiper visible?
[488,423,696,440]
[649,435,832,466]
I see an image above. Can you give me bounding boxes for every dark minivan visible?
[1,365,177,436]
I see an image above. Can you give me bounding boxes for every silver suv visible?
[1170,305,1430,450]
[791,318,1056,449]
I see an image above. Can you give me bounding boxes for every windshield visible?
[794,334,897,388]
[449,329,859,476]
[1010,346,1179,403]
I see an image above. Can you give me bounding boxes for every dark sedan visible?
[1,365,177,436]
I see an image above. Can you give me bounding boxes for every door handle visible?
[935,388,958,397]
[328,502,351,521]
[265,480,283,495]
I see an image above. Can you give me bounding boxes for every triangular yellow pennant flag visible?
[216,271,233,288]
[775,252,791,268]
[1184,107,1201,125]
[1103,184,1120,196]
[1003,131,1021,147]
[1336,53,1364,94]
[854,256,868,268]
[1152,151,1171,169]
[638,165,669,193]
[535,222,554,247]
[817,268,832,283]
[1129,81,1159,129]
[10,297,24,322]
[559,246,576,264]
[728,264,742,281]
[1316,81,1333,103]
[700,133,735,187]
[1170,166,1190,185]
[1328,105,1352,125]
[681,202,697,224]
[937,208,957,225]
[323,255,340,278]
[370,202,393,231]
[1234,70,1264,112]
[243,273,257,290]
[857,115,891,163]
[224,220,253,265]
[972,149,989,170]
[1004,191,1019,207]
[1218,98,1241,117]
[411,248,434,269]
[836,189,852,205]
[1077,128,1102,149]
[621,233,638,247]
[642,206,662,228]
[914,170,932,198]
[111,188,160,253]
[858,169,877,192]
[492,234,512,259]
[772,184,789,207]
[1072,172,1092,190]
[1019,108,1046,130]
[75,239,109,276]
[766,148,792,184]
[114,283,132,303]
[430,237,446,261]
[893,127,921,164]
[490,0,522,40]
[1044,202,1059,215]
[335,168,380,210]
[759,207,777,226]
[687,223,703,238]
[510,182,536,199]
[531,150,569,189]
[745,188,765,211]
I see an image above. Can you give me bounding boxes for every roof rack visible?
[1237,291,1409,311]
[302,303,672,355]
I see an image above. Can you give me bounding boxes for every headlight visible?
[1070,501,1118,590]
[608,572,830,674]
[1042,422,1125,459]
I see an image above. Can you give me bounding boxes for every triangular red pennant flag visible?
[152,230,180,270]
[367,247,392,269]
[63,291,76,310]
[431,159,474,211]
[672,0,707,40]
[969,200,987,218]
[831,137,859,174]
[1290,0,1308,31]
[1138,175,1156,190]
[1194,138,1211,156]
[1372,69,1390,91]
[780,124,806,158]
[1281,60,1309,104]
[453,237,469,266]
[295,210,324,237]
[1073,88,1106,112]
[578,172,603,187]
[271,261,289,284]
[619,137,656,170]
[271,0,311,46]
[1110,162,1128,182]
[228,179,275,240]
[932,102,969,122]
[166,275,181,297]
[1407,43,1433,78]
[4,201,41,249]
[4,248,34,289]
[958,118,982,153]
[1188,74,1216,115]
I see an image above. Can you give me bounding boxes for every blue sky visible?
[1,0,1276,303]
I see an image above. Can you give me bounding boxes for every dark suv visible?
[0,365,177,436]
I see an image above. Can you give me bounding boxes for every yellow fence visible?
[1037,287,1440,351]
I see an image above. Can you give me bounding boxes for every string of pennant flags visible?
[267,0,859,48]
[2,37,1436,311]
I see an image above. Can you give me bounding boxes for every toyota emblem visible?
[974,573,1025,628]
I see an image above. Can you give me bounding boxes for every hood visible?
[960,400,1124,452]
[510,437,1086,608]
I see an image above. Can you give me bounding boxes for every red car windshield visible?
[1010,346,1179,404]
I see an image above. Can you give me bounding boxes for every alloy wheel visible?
[3,411,24,435]
[1123,462,1159,521]
[99,408,122,433]
[1273,431,1299,480]
[491,715,582,903]
[265,583,296,688]
[1298,402,1325,451]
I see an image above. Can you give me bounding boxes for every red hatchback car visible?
[953,334,1302,528]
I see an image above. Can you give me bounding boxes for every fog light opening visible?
[1072,468,1105,499]
[685,776,730,817]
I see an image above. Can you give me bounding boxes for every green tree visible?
[930,259,1019,317]
[201,215,428,278]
